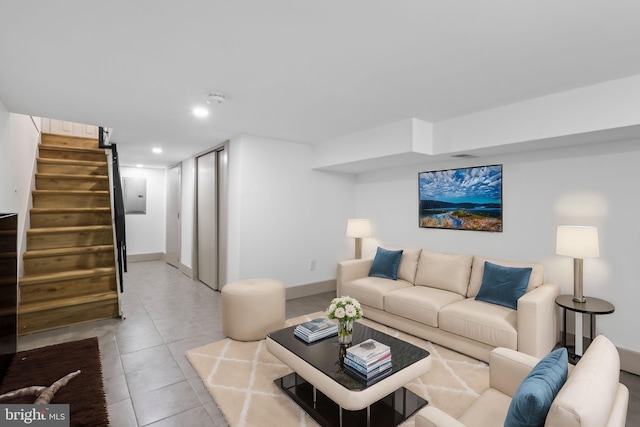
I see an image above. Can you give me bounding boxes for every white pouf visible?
[221,278,286,341]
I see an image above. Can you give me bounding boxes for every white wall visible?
[0,110,40,273]
[10,114,40,258]
[120,167,167,256]
[227,134,356,287]
[356,140,640,353]
[0,101,12,211]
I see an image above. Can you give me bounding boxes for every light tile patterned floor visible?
[17,260,333,426]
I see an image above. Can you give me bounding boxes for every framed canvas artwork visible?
[418,164,502,232]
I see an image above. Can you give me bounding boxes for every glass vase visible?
[337,319,353,345]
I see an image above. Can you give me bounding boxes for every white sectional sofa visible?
[337,248,560,362]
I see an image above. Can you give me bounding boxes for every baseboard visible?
[619,346,640,376]
[178,262,193,279]
[127,252,164,263]
[285,280,336,300]
[561,332,640,375]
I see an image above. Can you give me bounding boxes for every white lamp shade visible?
[556,225,600,258]
[346,219,372,238]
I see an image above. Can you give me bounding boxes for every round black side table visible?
[555,295,614,362]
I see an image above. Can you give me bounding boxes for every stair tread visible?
[28,225,112,234]
[37,158,106,167]
[19,292,118,313]
[31,207,111,213]
[42,132,97,142]
[39,144,105,154]
[23,244,114,258]
[36,173,108,180]
[33,189,109,195]
[20,267,116,285]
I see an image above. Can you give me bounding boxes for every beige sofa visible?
[337,248,560,362]
[416,334,629,427]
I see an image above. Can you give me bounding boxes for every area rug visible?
[0,337,109,427]
[187,313,489,427]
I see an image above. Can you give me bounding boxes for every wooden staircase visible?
[18,133,120,335]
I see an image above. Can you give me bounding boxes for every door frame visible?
[165,163,181,269]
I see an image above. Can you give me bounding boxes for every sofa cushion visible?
[439,298,518,349]
[546,335,621,427]
[457,388,512,427]
[384,286,465,327]
[382,246,422,284]
[467,256,544,298]
[504,348,568,427]
[368,247,404,280]
[414,250,473,296]
[341,277,413,310]
[475,262,532,310]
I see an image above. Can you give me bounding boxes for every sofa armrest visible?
[517,283,560,358]
[489,347,539,397]
[415,406,467,427]
[336,258,373,295]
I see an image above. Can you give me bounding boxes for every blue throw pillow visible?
[475,262,532,309]
[368,247,403,280]
[504,348,568,427]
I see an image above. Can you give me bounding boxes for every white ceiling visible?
[1,1,640,168]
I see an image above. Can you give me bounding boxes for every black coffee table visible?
[266,322,431,427]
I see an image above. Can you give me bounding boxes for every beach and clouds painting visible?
[419,165,502,231]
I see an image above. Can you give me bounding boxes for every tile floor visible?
[18,260,334,426]
[17,260,640,426]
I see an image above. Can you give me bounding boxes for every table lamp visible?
[346,219,371,259]
[556,225,600,303]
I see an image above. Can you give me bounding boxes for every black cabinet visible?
[0,213,17,382]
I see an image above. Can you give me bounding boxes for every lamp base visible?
[572,258,586,304]
[354,237,362,259]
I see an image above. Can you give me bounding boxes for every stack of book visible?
[344,339,392,385]
[294,318,338,343]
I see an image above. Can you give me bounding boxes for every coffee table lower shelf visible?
[274,373,428,427]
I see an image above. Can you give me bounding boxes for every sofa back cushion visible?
[414,250,473,296]
[382,246,422,284]
[467,256,544,298]
[545,335,620,427]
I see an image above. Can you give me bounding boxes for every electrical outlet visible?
[309,259,317,271]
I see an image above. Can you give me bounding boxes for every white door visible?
[197,151,217,289]
[166,165,181,268]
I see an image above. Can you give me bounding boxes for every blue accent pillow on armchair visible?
[504,347,568,427]
[368,247,403,280]
[475,261,532,309]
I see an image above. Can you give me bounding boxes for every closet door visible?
[196,151,217,289]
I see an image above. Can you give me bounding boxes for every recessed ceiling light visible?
[136,164,144,168]
[193,107,209,118]
[152,147,162,154]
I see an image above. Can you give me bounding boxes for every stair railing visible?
[99,126,126,293]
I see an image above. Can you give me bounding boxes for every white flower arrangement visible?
[326,296,363,322]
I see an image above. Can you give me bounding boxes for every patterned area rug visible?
[187,313,488,427]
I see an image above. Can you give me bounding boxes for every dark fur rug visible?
[0,337,109,426]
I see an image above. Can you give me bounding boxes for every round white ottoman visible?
[221,278,285,341]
